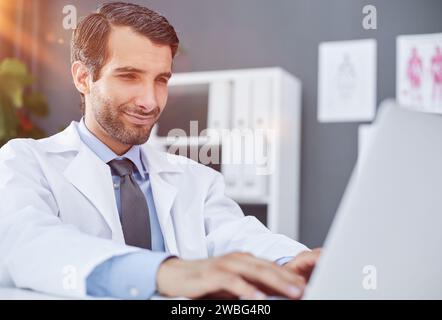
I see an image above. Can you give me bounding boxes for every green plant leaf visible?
[0,95,18,140]
[0,101,6,140]
[0,59,33,108]
[0,58,50,143]
[23,92,49,117]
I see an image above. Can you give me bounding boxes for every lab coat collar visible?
[63,140,126,243]
[39,121,184,174]
[39,121,181,253]
[77,118,147,178]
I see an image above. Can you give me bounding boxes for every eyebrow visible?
[113,67,172,79]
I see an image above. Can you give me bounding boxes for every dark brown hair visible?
[71,2,179,113]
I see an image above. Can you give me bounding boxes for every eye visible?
[119,74,137,80]
[157,77,169,84]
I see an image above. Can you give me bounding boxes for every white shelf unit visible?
[149,67,302,240]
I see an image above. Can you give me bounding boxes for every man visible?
[0,2,320,300]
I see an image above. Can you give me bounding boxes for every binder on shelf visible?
[241,76,273,198]
[222,78,251,198]
[207,81,231,136]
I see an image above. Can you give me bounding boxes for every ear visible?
[71,61,91,96]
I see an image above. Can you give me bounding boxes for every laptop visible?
[304,100,442,299]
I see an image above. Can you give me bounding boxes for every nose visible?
[134,83,158,113]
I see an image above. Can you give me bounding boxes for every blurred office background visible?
[1,0,441,247]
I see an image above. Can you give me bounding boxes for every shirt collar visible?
[77,118,147,178]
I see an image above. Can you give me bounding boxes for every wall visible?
[35,0,442,247]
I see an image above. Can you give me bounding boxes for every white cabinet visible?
[149,68,302,240]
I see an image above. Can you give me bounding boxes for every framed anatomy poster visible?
[397,33,442,113]
[318,39,377,123]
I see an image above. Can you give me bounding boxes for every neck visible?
[84,115,131,156]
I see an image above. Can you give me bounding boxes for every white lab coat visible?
[0,121,307,298]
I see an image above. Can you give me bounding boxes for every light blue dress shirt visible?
[77,119,172,299]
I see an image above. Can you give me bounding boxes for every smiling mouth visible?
[123,111,156,125]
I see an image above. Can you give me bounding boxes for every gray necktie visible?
[107,159,151,250]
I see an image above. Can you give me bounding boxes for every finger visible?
[285,250,321,280]
[285,250,319,271]
[236,253,307,288]
[216,253,305,299]
[298,249,321,262]
[209,272,267,300]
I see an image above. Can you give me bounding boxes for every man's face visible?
[87,26,172,145]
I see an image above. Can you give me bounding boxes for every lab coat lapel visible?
[141,146,182,256]
[63,142,125,244]
[149,173,179,255]
[44,122,182,250]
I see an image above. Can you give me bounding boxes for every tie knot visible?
[108,159,136,177]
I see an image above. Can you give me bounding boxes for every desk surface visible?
[0,288,67,300]
[0,287,183,300]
